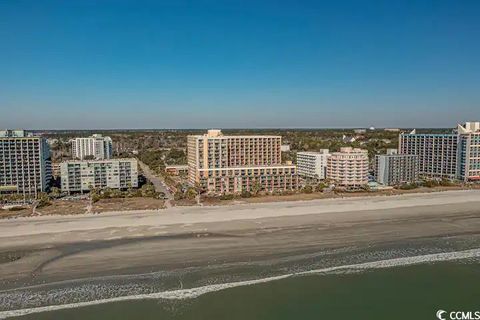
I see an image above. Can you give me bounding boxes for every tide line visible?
[1,248,479,319]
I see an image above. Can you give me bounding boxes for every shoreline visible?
[1,188,480,314]
[2,247,480,319]
[0,189,478,279]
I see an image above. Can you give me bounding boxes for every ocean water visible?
[5,258,480,320]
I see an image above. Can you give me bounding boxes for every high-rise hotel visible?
[399,122,480,181]
[0,130,52,198]
[457,122,480,181]
[187,130,298,194]
[71,134,113,160]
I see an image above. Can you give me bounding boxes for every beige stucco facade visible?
[326,147,369,186]
[187,130,298,194]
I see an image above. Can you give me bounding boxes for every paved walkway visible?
[137,160,173,207]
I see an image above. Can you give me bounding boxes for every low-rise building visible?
[375,149,419,186]
[327,147,369,187]
[165,165,189,176]
[60,158,138,193]
[296,150,330,180]
[342,135,357,143]
[280,145,290,152]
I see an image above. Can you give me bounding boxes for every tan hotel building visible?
[187,130,298,194]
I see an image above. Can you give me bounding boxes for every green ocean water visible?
[13,261,480,320]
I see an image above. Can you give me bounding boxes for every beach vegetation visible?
[219,193,235,200]
[315,182,327,192]
[185,187,198,200]
[397,183,419,190]
[422,179,440,188]
[37,192,52,208]
[241,191,252,198]
[302,185,313,193]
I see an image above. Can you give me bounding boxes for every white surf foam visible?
[1,248,479,319]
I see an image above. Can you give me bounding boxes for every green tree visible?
[174,190,184,201]
[102,187,112,198]
[140,183,156,197]
[37,192,51,208]
[110,188,123,198]
[315,182,327,192]
[302,185,313,194]
[185,187,198,200]
[251,181,262,196]
[241,191,252,198]
[50,187,61,198]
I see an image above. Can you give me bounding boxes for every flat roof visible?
[297,151,330,155]
[61,158,137,164]
[188,135,281,139]
[198,164,296,171]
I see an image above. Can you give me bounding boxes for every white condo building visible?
[60,158,138,193]
[399,121,480,181]
[457,122,480,181]
[296,150,330,180]
[71,134,113,160]
[0,130,52,198]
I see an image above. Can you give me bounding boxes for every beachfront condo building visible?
[0,130,52,198]
[187,129,298,194]
[326,147,369,187]
[399,122,480,181]
[60,158,138,193]
[375,149,419,186]
[457,122,480,181]
[296,150,330,180]
[71,134,113,160]
[399,130,458,180]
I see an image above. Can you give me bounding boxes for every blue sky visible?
[1,0,479,129]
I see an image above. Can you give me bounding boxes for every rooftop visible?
[403,122,480,135]
[297,150,330,155]
[333,147,368,154]
[61,158,137,164]
[457,122,480,134]
[190,129,281,139]
[0,129,34,138]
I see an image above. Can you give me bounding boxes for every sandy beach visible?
[0,189,479,291]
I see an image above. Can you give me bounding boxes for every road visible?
[137,160,173,206]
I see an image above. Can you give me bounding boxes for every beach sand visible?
[0,189,479,290]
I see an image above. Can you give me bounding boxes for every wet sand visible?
[0,190,480,289]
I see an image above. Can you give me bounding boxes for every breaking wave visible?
[1,248,479,319]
